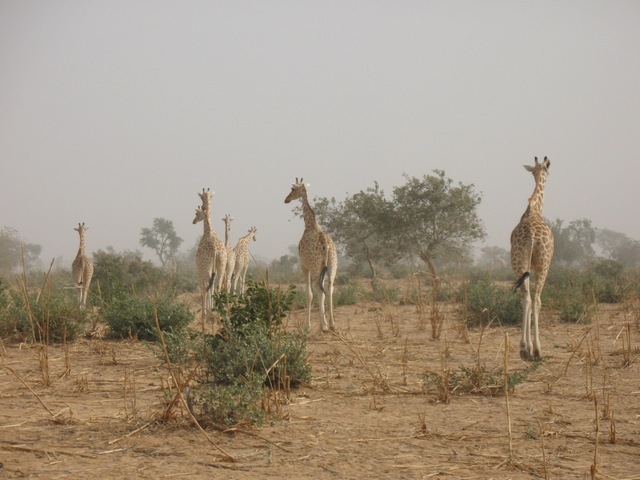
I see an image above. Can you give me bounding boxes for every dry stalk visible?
[609,411,616,444]
[152,301,235,462]
[334,330,391,393]
[401,338,409,386]
[584,349,594,399]
[123,368,138,421]
[373,311,384,339]
[537,420,549,480]
[503,333,513,462]
[430,279,444,340]
[2,362,55,418]
[414,274,427,331]
[37,343,51,387]
[622,322,632,367]
[387,311,400,338]
[591,397,599,480]
[60,331,71,380]
[556,326,592,382]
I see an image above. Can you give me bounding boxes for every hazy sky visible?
[1,1,639,268]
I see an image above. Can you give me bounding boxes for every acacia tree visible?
[139,218,183,267]
[313,182,398,288]
[391,171,485,287]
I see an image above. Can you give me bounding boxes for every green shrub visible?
[165,280,310,427]
[213,279,296,336]
[366,284,401,303]
[104,293,193,340]
[1,288,88,343]
[459,276,521,327]
[206,325,311,388]
[196,378,266,426]
[545,268,595,323]
[335,283,358,306]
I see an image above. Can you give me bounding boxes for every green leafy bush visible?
[104,293,193,340]
[213,279,296,335]
[1,288,88,343]
[335,283,358,306]
[366,284,401,303]
[165,280,310,427]
[459,276,521,327]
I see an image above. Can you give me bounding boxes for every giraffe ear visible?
[523,164,535,172]
[305,183,311,190]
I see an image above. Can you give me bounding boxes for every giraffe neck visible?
[77,234,86,257]
[202,208,213,235]
[224,222,231,247]
[237,232,253,250]
[300,191,319,231]
[526,177,547,216]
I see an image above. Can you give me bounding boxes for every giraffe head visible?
[74,222,88,235]
[222,214,234,225]
[284,177,310,204]
[524,156,550,184]
[248,226,257,241]
[192,206,206,225]
[197,188,214,210]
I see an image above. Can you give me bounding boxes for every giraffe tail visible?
[207,272,216,292]
[513,271,530,292]
[318,266,328,293]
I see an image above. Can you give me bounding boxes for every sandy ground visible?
[1,298,639,479]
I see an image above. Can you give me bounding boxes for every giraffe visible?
[222,214,236,293]
[72,222,94,308]
[284,178,337,332]
[192,188,227,320]
[511,156,554,362]
[232,226,257,295]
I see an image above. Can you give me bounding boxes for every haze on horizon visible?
[1,2,639,269]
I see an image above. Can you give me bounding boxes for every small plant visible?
[366,284,401,304]
[458,276,521,327]
[422,362,539,400]
[104,292,193,341]
[212,279,296,336]
[2,288,88,343]
[164,280,311,427]
[335,283,358,306]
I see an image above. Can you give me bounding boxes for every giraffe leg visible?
[531,293,542,361]
[519,277,534,361]
[327,275,335,331]
[305,272,313,332]
[317,282,328,332]
[531,272,548,361]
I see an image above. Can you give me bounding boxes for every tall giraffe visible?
[72,222,94,308]
[222,214,236,293]
[284,178,337,332]
[232,226,257,295]
[511,156,554,361]
[192,188,227,320]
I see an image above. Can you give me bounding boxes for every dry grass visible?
[1,292,640,479]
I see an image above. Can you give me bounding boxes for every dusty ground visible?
[1,296,640,479]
